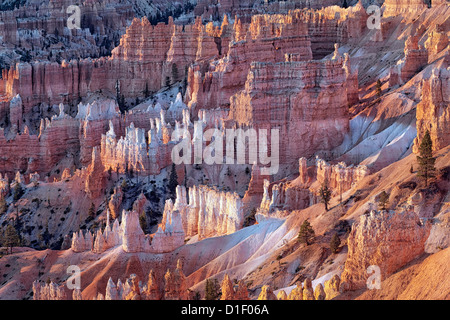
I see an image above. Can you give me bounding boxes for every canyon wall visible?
[228,51,356,165]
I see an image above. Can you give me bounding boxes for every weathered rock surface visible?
[341,208,431,291]
[413,67,450,153]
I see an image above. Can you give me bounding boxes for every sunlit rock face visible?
[413,67,450,153]
[341,208,431,291]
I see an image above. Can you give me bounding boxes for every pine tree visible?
[171,63,179,83]
[0,197,7,215]
[4,224,20,254]
[330,233,341,254]
[168,163,178,198]
[13,183,24,202]
[143,82,150,98]
[319,180,332,211]
[297,219,315,245]
[416,130,436,187]
[377,191,389,211]
[376,79,382,97]
[88,202,96,219]
[205,278,220,300]
[139,211,147,233]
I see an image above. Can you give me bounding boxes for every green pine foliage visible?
[297,219,315,245]
[416,130,436,187]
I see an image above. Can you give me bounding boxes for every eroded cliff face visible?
[383,0,427,17]
[413,67,450,153]
[0,16,229,111]
[228,51,357,165]
[341,208,431,291]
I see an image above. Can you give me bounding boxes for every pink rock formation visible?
[341,208,431,291]
[390,35,428,86]
[143,270,161,300]
[121,210,151,253]
[84,147,106,198]
[171,185,244,240]
[228,54,355,165]
[108,186,123,220]
[32,280,67,300]
[186,12,313,114]
[100,120,174,176]
[413,67,450,153]
[315,157,368,195]
[0,109,79,177]
[151,207,185,253]
[164,260,188,300]
[234,280,250,300]
[71,230,94,253]
[425,24,449,63]
[220,274,236,300]
[383,0,427,18]
[314,283,326,300]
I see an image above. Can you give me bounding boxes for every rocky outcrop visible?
[70,207,185,254]
[287,284,303,300]
[220,274,236,300]
[341,208,431,291]
[257,285,277,300]
[314,283,326,300]
[143,270,161,300]
[186,12,313,114]
[390,35,429,86]
[324,274,341,300]
[302,278,314,300]
[151,206,185,253]
[413,67,450,153]
[258,179,311,217]
[0,108,79,177]
[84,147,106,199]
[315,157,368,194]
[383,0,427,18]
[169,185,244,240]
[276,290,287,300]
[100,119,175,176]
[71,230,94,253]
[108,186,123,220]
[164,260,188,300]
[425,24,449,63]
[228,53,356,165]
[0,15,229,111]
[32,280,67,300]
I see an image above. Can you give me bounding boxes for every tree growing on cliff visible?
[205,278,220,300]
[168,163,178,199]
[376,79,382,98]
[139,211,147,233]
[3,224,21,254]
[319,180,332,211]
[13,183,24,202]
[297,219,315,245]
[416,130,436,187]
[172,63,179,83]
[377,191,389,211]
[330,233,341,254]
